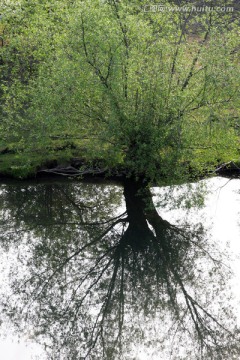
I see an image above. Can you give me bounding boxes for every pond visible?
[0,176,239,360]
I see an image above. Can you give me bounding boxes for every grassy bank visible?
[0,141,239,181]
[0,135,122,179]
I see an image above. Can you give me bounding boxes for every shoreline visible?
[0,157,239,182]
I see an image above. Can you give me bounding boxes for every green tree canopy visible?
[0,0,239,182]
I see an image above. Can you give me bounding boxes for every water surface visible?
[0,177,239,359]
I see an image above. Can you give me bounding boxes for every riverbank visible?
[0,147,116,180]
[0,148,239,181]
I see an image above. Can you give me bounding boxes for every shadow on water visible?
[0,179,239,359]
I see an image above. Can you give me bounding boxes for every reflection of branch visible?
[27,218,126,304]
[84,249,121,359]
[63,247,116,317]
[115,252,125,350]
[170,257,233,350]
[186,237,231,271]
[72,256,114,325]
[32,213,128,227]
[169,309,188,360]
[56,185,93,210]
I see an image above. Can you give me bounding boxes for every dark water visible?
[0,177,239,360]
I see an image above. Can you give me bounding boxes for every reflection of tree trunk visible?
[122,178,153,248]
[123,178,172,248]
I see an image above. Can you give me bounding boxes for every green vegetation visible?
[0,0,239,181]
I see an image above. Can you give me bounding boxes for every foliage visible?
[0,0,239,182]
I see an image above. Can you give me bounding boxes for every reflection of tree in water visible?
[0,179,239,359]
[0,181,123,250]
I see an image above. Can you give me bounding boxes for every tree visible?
[0,0,74,150]
[0,0,239,182]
